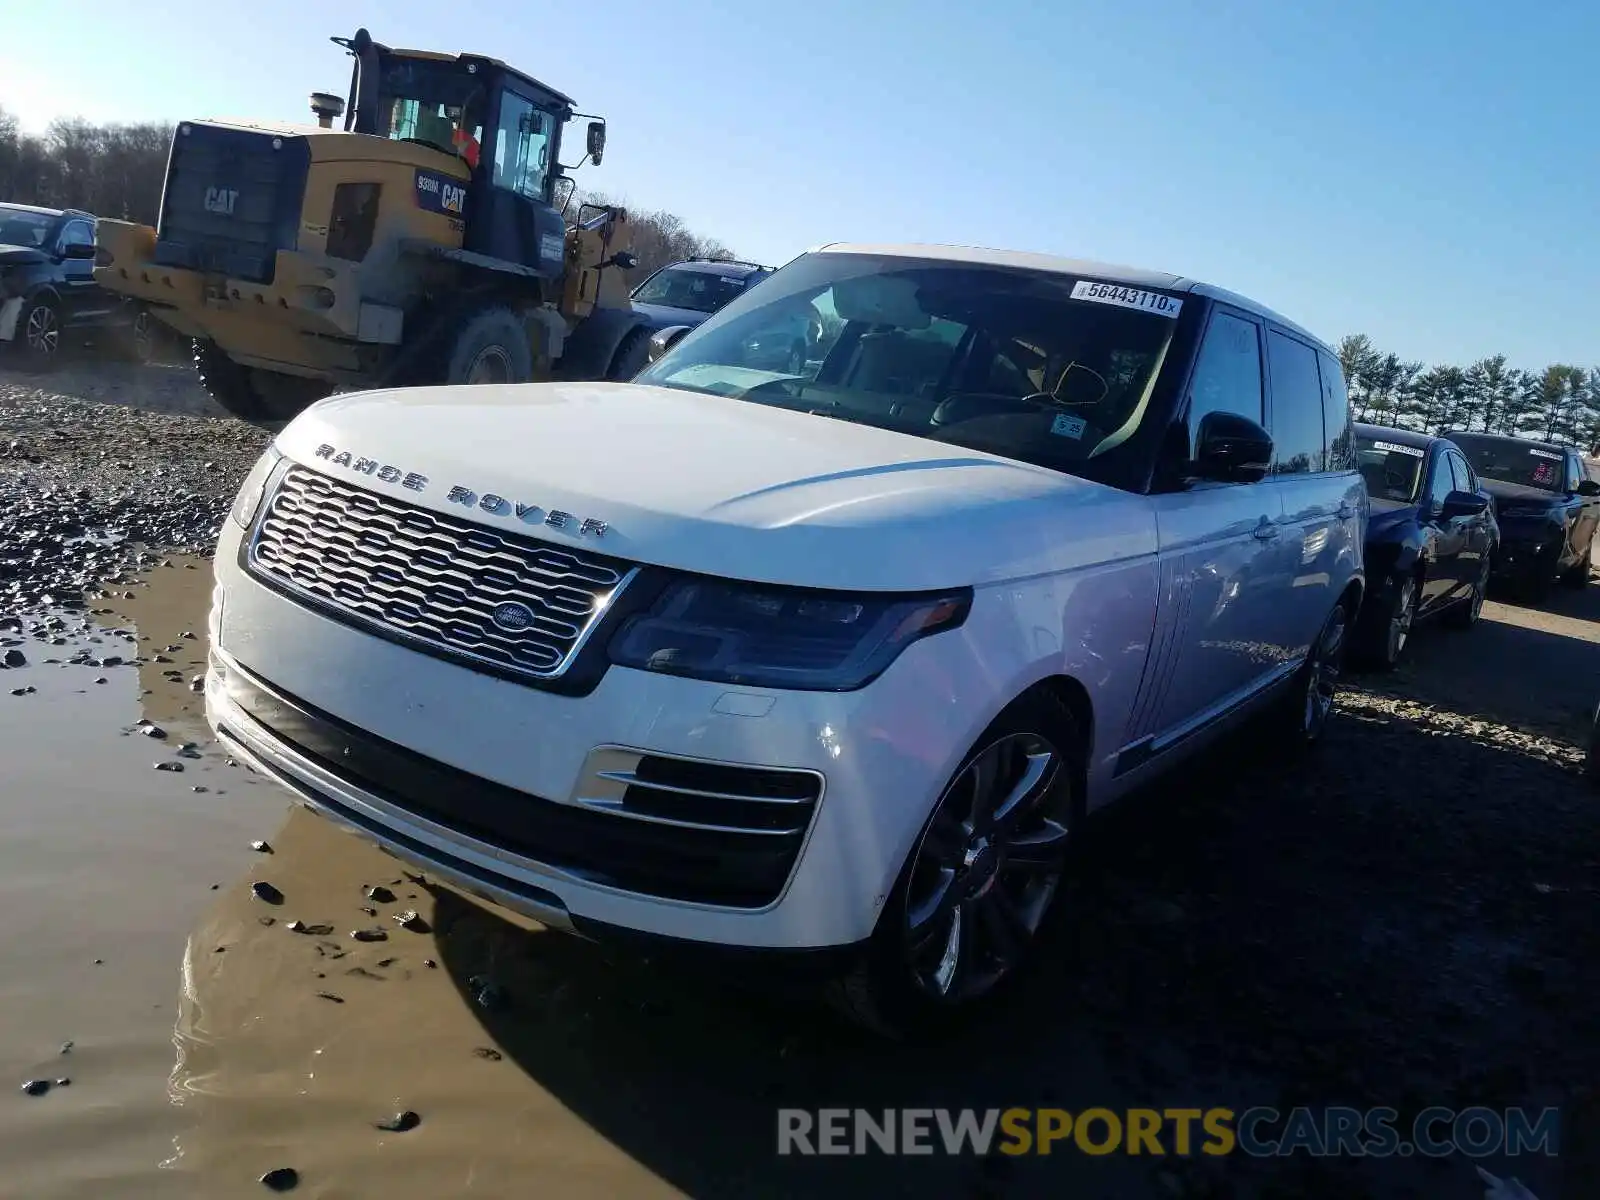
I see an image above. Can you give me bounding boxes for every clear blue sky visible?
[3,0,1595,368]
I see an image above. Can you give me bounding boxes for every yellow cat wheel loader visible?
[93,28,650,422]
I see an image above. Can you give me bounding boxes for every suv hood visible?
[0,244,47,266]
[277,382,1154,591]
[1482,479,1561,509]
[629,301,714,330]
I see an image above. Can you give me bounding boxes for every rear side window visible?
[1185,311,1263,457]
[1317,351,1355,471]
[1265,330,1326,475]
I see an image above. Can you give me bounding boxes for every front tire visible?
[1354,573,1416,670]
[1561,541,1591,588]
[826,691,1080,1039]
[606,327,652,382]
[17,296,63,370]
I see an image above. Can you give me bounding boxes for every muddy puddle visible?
[1,557,1171,1199]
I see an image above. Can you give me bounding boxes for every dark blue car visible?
[629,258,773,334]
[1352,423,1499,669]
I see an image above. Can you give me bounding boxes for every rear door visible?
[1261,328,1354,664]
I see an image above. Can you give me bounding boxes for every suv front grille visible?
[248,466,636,682]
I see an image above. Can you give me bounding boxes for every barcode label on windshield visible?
[1528,448,1562,460]
[1373,441,1425,458]
[1070,280,1183,319]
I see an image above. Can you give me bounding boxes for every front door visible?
[56,219,103,325]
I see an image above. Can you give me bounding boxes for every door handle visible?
[1253,522,1280,541]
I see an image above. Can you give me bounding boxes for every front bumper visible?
[205,519,989,952]
[1491,528,1561,582]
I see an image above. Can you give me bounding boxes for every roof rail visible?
[687,256,772,271]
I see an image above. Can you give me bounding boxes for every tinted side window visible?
[1448,451,1475,493]
[1566,454,1584,492]
[1317,351,1355,471]
[1265,330,1326,475]
[1185,311,1262,457]
[1427,453,1455,507]
[61,221,94,248]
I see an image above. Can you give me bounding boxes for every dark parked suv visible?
[1442,430,1600,599]
[0,203,154,366]
[629,258,773,333]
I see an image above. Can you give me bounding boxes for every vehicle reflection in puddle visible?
[0,559,284,1200]
[167,804,682,1198]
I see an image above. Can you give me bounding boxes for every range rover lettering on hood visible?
[311,443,610,538]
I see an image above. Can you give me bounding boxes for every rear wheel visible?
[193,341,327,423]
[826,691,1080,1039]
[443,306,534,385]
[1443,554,1490,629]
[1270,596,1350,749]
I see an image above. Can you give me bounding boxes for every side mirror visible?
[1577,479,1600,498]
[607,251,638,271]
[646,325,691,364]
[61,242,97,260]
[1441,489,1490,519]
[586,121,606,165]
[1191,411,1273,484]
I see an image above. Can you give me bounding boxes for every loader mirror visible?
[586,121,606,165]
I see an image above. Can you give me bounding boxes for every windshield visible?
[632,252,1182,484]
[1449,433,1565,491]
[0,207,56,249]
[376,55,484,161]
[1356,434,1426,503]
[632,267,751,314]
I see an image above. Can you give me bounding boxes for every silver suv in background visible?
[208,244,1364,1036]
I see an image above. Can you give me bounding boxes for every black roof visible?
[656,259,772,279]
[0,202,93,221]
[1353,422,1440,452]
[1440,428,1578,454]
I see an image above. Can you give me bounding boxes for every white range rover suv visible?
[207,243,1365,1034]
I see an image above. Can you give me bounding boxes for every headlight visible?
[607,578,972,691]
[230,446,283,528]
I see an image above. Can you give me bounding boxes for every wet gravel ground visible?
[0,362,268,610]
[3,360,1599,1198]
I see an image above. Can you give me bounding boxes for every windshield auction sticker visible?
[1373,441,1425,458]
[1070,281,1183,319]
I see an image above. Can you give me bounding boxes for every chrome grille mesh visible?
[248,466,635,680]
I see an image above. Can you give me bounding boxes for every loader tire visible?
[193,341,327,425]
[193,340,267,421]
[442,306,534,385]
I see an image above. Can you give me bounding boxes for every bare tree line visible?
[0,105,741,279]
[1339,334,1600,452]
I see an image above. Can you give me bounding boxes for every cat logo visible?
[204,187,239,216]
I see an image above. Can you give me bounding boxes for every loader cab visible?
[338,31,592,281]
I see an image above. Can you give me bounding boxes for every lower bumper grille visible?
[220,662,821,909]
